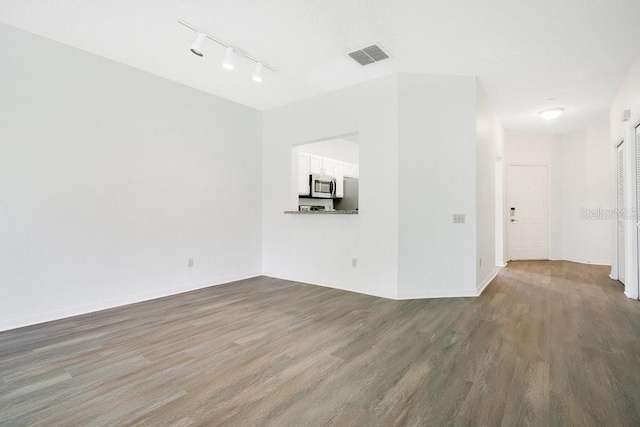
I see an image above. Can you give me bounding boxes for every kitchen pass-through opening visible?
[292,134,359,212]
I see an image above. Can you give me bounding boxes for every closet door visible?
[618,142,625,284]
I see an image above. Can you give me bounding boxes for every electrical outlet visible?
[453,214,465,224]
[188,258,194,268]
[352,258,358,268]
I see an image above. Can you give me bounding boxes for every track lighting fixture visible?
[252,63,264,82]
[179,20,276,83]
[190,33,206,57]
[222,47,235,70]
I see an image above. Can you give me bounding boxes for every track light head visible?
[252,62,264,82]
[222,47,235,70]
[190,33,206,57]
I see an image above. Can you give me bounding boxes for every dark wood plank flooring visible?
[1,261,640,426]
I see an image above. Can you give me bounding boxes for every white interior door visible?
[618,142,626,284]
[508,165,549,260]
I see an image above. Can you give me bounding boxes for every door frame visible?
[611,141,623,281]
[625,120,640,300]
[506,163,551,261]
[615,140,626,284]
[632,121,640,300]
[619,120,640,300]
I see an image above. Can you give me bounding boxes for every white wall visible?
[556,131,589,263]
[495,159,506,266]
[611,57,640,144]
[295,138,359,165]
[0,24,263,331]
[557,128,612,265]
[396,74,477,298]
[1,22,513,331]
[610,54,640,299]
[585,127,614,265]
[505,128,612,266]
[262,75,399,299]
[475,84,505,291]
[266,73,505,301]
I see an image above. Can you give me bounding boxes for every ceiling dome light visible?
[222,47,235,70]
[190,33,206,57]
[252,62,264,82]
[538,108,565,120]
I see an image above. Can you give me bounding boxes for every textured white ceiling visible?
[1,0,639,133]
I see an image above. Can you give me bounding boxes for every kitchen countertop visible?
[284,210,358,215]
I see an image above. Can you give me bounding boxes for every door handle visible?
[510,219,519,222]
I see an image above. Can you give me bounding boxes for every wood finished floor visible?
[1,261,640,426]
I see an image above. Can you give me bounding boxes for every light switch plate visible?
[453,214,465,224]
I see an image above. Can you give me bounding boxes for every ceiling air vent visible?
[348,43,391,66]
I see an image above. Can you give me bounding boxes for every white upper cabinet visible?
[334,162,344,198]
[309,154,340,177]
[309,155,323,174]
[342,163,358,178]
[298,152,310,195]
[322,158,334,177]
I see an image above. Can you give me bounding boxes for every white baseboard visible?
[396,288,478,300]
[477,268,500,296]
[586,259,612,266]
[549,257,611,266]
[265,272,492,301]
[0,271,262,333]
[262,271,397,300]
[496,262,507,268]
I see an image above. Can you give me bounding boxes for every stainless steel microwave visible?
[309,174,336,198]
